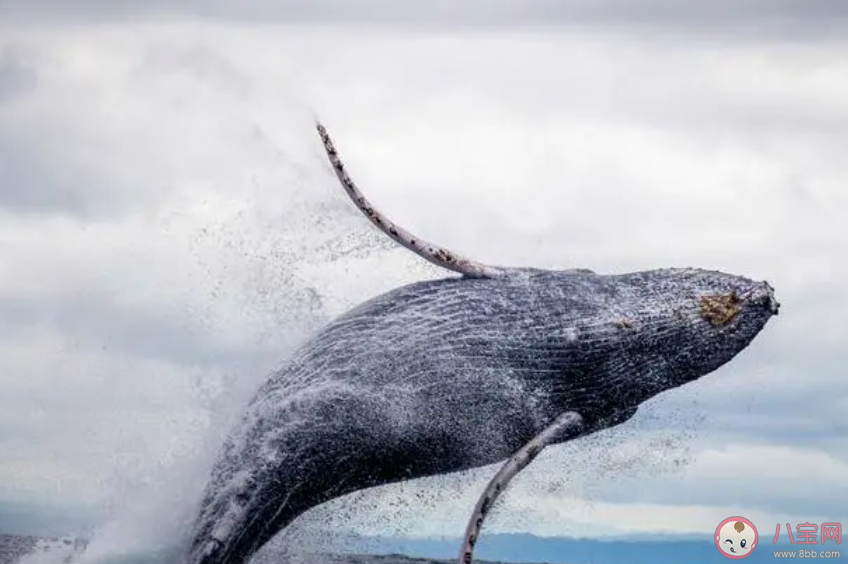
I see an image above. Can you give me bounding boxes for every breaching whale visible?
[184,121,779,564]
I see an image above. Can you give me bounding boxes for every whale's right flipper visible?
[458,411,585,564]
[316,121,508,279]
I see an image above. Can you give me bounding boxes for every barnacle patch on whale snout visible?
[700,292,741,326]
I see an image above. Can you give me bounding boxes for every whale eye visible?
[741,539,747,548]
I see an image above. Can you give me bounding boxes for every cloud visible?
[0,18,845,557]
[0,47,36,101]
[1,0,848,36]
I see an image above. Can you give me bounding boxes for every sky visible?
[0,0,847,559]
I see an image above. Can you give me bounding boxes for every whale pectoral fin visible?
[315,121,507,279]
[458,411,584,564]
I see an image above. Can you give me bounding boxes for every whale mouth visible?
[763,280,780,315]
[747,280,780,316]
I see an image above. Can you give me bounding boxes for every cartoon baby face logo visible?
[715,516,758,559]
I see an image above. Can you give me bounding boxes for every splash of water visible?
[15,113,404,564]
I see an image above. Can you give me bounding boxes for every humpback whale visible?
[184,121,779,564]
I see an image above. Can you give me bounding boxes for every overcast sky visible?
[2,0,848,35]
[1,1,847,561]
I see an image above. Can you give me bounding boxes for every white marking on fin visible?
[458,411,584,564]
[316,121,507,278]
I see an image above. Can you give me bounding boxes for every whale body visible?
[184,123,779,564]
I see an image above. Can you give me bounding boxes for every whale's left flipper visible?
[458,411,585,564]
[316,121,508,279]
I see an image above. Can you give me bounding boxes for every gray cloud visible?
[0,134,115,217]
[0,48,36,101]
[1,0,847,34]
[0,293,247,371]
